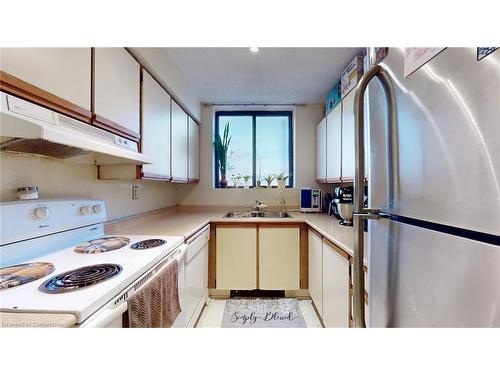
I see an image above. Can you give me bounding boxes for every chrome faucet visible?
[254,200,267,212]
[280,197,287,213]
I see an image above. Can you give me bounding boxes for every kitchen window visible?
[214,111,294,188]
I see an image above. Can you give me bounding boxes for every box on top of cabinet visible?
[341,55,364,98]
[362,48,371,73]
[325,80,341,115]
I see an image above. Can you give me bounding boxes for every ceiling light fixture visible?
[250,47,259,53]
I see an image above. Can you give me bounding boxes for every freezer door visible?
[368,48,500,236]
[369,219,500,327]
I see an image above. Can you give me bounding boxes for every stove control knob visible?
[92,204,102,214]
[34,206,50,220]
[80,206,90,215]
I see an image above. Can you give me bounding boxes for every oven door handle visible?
[81,301,128,328]
[81,244,187,328]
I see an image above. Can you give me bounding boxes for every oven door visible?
[81,244,187,328]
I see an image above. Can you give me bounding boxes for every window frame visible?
[214,110,294,188]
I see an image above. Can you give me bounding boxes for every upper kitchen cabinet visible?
[171,100,189,182]
[93,48,140,141]
[326,104,342,182]
[341,90,355,181]
[0,48,92,121]
[315,117,327,182]
[188,116,200,182]
[141,69,171,180]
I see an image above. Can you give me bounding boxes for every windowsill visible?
[213,186,293,190]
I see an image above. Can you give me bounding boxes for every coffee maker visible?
[333,186,353,226]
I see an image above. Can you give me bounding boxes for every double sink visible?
[223,211,292,219]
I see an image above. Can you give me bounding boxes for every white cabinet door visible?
[322,240,350,327]
[171,100,189,182]
[216,226,257,290]
[259,227,300,290]
[188,116,200,181]
[315,117,327,181]
[326,104,342,182]
[0,48,91,111]
[341,90,355,180]
[308,229,323,317]
[141,70,171,179]
[94,48,140,136]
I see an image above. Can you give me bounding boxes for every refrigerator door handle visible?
[353,64,398,328]
[353,208,381,220]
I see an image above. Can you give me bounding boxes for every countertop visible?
[105,206,368,263]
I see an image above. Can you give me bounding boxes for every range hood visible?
[0,92,152,165]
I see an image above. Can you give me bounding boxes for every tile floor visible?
[195,298,323,328]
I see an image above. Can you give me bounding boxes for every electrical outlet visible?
[132,185,139,200]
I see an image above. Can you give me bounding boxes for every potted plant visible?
[213,122,231,188]
[231,174,242,188]
[275,172,293,190]
[263,174,275,188]
[242,174,252,189]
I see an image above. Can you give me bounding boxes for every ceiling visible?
[165,48,362,104]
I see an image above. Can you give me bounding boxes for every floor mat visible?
[221,298,306,328]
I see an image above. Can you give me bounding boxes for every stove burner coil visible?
[39,264,122,294]
[74,237,130,254]
[130,239,166,250]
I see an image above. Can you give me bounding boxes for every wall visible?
[176,103,325,207]
[0,153,178,220]
[129,48,202,122]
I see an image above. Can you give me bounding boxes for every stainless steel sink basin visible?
[223,211,292,218]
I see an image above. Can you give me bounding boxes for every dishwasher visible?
[182,225,210,328]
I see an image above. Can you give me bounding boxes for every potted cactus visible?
[213,122,231,188]
[275,172,293,190]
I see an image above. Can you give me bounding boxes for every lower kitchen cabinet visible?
[216,225,257,290]
[259,226,300,290]
[308,229,323,316]
[322,239,350,327]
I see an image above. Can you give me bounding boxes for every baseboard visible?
[208,289,231,299]
[209,289,310,299]
[189,288,209,328]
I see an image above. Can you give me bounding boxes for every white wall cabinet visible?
[141,70,171,179]
[322,240,350,327]
[326,104,342,182]
[315,117,327,182]
[341,90,355,180]
[94,48,140,137]
[171,100,189,182]
[259,226,300,290]
[308,229,323,317]
[0,47,91,112]
[188,116,200,181]
[216,226,257,290]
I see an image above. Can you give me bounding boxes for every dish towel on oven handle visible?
[126,259,181,328]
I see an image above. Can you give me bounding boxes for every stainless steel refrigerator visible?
[352,47,500,327]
